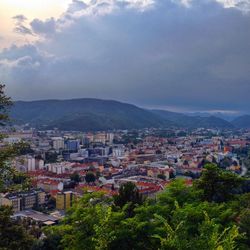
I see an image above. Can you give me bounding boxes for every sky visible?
[0,0,250,113]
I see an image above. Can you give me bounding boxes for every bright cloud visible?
[216,0,250,11]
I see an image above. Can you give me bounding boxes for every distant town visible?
[1,125,250,226]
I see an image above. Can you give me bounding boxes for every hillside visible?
[232,115,250,128]
[10,98,234,131]
[151,110,234,129]
[10,99,172,131]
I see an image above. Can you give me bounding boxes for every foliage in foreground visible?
[31,164,250,250]
[0,84,36,250]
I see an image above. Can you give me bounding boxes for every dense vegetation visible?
[0,84,37,249]
[10,99,168,131]
[0,85,31,192]
[152,110,234,129]
[10,99,236,131]
[30,164,250,250]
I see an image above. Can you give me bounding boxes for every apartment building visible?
[56,191,75,210]
[0,189,46,212]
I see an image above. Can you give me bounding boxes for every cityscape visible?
[1,116,250,248]
[1,0,250,249]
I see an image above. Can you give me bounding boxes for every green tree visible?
[114,182,143,209]
[169,171,175,179]
[0,85,37,249]
[239,210,250,246]
[32,230,63,250]
[47,195,56,210]
[0,84,12,125]
[195,213,239,250]
[158,179,200,208]
[45,151,58,163]
[154,211,240,250]
[70,172,81,183]
[114,182,143,217]
[194,164,243,202]
[18,142,34,155]
[153,213,184,250]
[92,206,116,250]
[85,171,96,183]
[0,206,34,250]
[0,85,34,192]
[45,192,112,250]
[157,174,166,180]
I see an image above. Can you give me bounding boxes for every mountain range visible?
[231,115,250,128]
[9,98,250,131]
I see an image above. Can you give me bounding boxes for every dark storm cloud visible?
[2,0,250,112]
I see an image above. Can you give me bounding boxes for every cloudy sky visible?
[1,0,250,113]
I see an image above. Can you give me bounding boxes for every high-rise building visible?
[106,133,114,144]
[65,139,80,152]
[112,145,125,157]
[27,156,36,172]
[52,137,65,151]
[36,159,45,170]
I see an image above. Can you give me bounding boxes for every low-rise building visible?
[0,189,46,212]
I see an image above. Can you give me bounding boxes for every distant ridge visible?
[10,98,172,131]
[232,115,250,128]
[10,98,234,131]
[151,110,233,129]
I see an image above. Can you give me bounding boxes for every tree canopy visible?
[36,164,250,250]
[0,84,36,249]
[85,172,96,183]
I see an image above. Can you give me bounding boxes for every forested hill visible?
[151,109,233,129]
[232,115,250,128]
[10,99,170,131]
[10,98,234,131]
